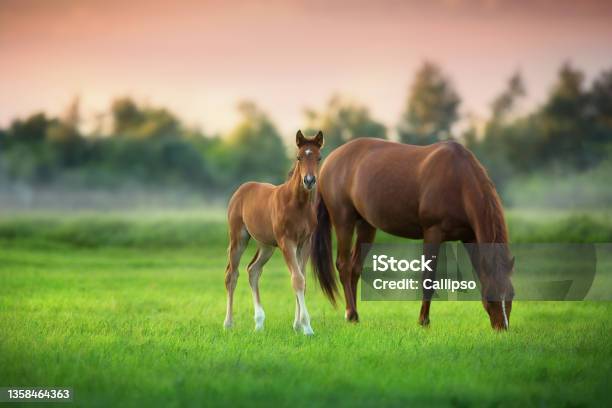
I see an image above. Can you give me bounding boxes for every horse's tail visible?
[311,196,338,305]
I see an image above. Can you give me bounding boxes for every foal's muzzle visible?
[303,174,316,190]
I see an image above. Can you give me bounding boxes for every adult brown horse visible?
[224,130,326,335]
[311,138,514,330]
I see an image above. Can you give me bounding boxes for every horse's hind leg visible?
[419,226,442,327]
[335,217,357,322]
[223,223,250,329]
[247,245,274,331]
[350,220,376,315]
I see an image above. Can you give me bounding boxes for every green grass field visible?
[1,210,611,407]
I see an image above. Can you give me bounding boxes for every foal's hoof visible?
[223,320,233,330]
[293,321,302,332]
[302,325,314,336]
[418,317,430,327]
[254,324,264,332]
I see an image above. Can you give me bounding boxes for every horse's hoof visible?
[223,321,233,330]
[302,326,314,336]
[345,310,359,323]
[254,324,264,332]
[418,317,430,327]
[293,321,302,332]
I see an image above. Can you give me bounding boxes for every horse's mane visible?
[465,151,509,244]
[480,176,508,244]
[465,151,513,300]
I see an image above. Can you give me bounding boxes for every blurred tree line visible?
[0,97,289,194]
[463,63,612,197]
[0,61,611,204]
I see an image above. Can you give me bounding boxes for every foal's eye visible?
[317,157,322,162]
[296,156,302,161]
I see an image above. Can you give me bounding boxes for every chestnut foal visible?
[223,130,324,335]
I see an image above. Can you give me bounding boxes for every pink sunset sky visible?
[1,0,612,139]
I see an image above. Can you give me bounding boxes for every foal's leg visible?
[293,240,311,331]
[419,226,442,327]
[280,240,314,335]
[247,245,275,331]
[349,221,376,314]
[223,225,249,329]
[293,296,301,332]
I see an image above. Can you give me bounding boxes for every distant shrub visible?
[1,210,610,248]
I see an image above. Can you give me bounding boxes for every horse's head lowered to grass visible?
[479,247,515,330]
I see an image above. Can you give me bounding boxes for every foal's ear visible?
[314,130,324,148]
[296,130,307,147]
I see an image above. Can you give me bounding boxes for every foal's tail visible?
[311,197,338,305]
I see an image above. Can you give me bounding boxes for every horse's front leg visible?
[419,226,442,326]
[280,240,314,335]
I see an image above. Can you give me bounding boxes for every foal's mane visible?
[287,162,297,180]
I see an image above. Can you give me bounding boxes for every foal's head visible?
[295,130,324,191]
